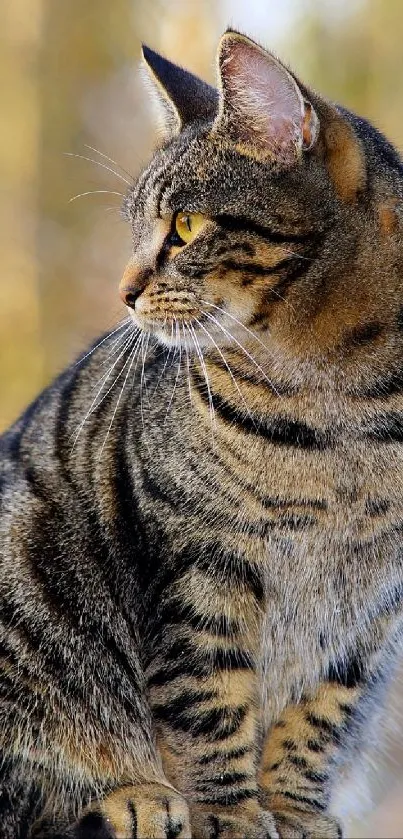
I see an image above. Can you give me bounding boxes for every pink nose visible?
[119,263,152,309]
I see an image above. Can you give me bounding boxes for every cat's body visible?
[1,30,403,839]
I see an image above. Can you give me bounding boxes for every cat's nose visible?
[119,263,152,309]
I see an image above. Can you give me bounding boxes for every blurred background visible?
[1,0,403,834]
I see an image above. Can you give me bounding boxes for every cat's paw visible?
[271,810,342,839]
[191,802,279,838]
[74,783,191,839]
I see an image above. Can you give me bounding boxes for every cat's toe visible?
[75,783,191,839]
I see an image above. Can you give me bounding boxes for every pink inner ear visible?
[220,39,307,157]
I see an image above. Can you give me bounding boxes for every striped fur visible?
[2,29,403,839]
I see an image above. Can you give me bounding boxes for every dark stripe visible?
[281,791,326,812]
[195,545,265,603]
[215,242,255,257]
[306,739,325,753]
[152,702,247,740]
[282,739,298,752]
[288,755,309,769]
[341,321,384,350]
[154,599,240,637]
[242,514,317,537]
[264,256,312,303]
[264,760,282,772]
[261,495,327,512]
[339,702,355,718]
[163,635,254,672]
[147,638,215,685]
[360,369,403,399]
[364,497,390,516]
[365,412,403,442]
[327,653,364,688]
[306,714,340,742]
[198,746,252,766]
[140,461,178,508]
[197,771,251,788]
[214,214,318,245]
[128,801,137,839]
[209,647,255,670]
[192,374,331,450]
[303,769,328,784]
[152,690,217,723]
[148,663,206,687]
[198,788,258,806]
[21,465,48,501]
[220,257,292,284]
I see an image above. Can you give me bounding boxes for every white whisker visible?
[83,143,134,183]
[194,317,256,427]
[100,325,136,365]
[74,318,131,368]
[89,330,136,394]
[97,338,140,461]
[69,189,124,203]
[71,331,138,449]
[64,152,132,187]
[200,300,277,360]
[203,311,280,397]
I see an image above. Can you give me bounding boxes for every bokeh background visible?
[1,0,403,834]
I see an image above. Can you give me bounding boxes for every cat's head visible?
[121,31,401,378]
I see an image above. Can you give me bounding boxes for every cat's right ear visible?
[141,45,218,142]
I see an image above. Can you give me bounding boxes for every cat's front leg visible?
[146,568,277,839]
[258,669,382,838]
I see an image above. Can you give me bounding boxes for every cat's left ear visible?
[212,31,319,165]
[142,45,218,142]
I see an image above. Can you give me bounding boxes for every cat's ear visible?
[141,45,218,142]
[212,31,319,165]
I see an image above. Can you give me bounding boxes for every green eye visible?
[174,211,206,245]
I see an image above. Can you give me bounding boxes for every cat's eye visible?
[173,211,205,246]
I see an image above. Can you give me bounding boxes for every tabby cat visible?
[1,28,403,839]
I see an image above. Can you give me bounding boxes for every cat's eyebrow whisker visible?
[194,317,256,428]
[203,311,281,397]
[188,322,216,441]
[69,190,124,203]
[83,143,135,183]
[74,317,131,368]
[64,152,133,187]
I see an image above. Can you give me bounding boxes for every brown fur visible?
[1,29,403,839]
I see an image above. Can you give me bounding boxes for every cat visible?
[1,26,403,839]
